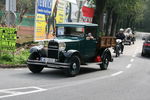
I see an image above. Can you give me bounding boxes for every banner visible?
[81,0,95,23]
[34,0,79,41]
[0,27,17,51]
[56,0,66,23]
[82,6,95,23]
[34,0,54,41]
[37,0,53,15]
[64,2,78,22]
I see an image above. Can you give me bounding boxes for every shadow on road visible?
[79,67,100,75]
[14,67,101,79]
[136,53,150,59]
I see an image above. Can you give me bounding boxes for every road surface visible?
[0,33,150,100]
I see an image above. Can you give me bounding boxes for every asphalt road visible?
[0,34,150,100]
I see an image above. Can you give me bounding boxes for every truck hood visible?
[53,37,80,43]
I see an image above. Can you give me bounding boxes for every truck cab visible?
[27,23,113,77]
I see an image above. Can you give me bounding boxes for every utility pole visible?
[5,0,16,26]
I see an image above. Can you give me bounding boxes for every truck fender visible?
[29,45,44,54]
[101,48,113,62]
[63,50,81,58]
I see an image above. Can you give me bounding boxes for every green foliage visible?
[16,0,35,14]
[0,0,5,10]
[140,0,150,32]
[0,49,30,65]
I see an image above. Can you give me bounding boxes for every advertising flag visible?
[82,0,95,23]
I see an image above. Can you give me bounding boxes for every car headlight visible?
[59,42,66,51]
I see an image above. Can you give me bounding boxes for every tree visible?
[0,0,5,10]
[139,0,150,32]
[16,0,35,24]
[93,0,107,33]
[93,0,145,36]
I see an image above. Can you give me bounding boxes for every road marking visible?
[126,64,132,69]
[0,86,47,99]
[111,71,123,77]
[130,59,134,62]
[0,69,125,99]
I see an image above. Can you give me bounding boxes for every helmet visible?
[119,28,124,32]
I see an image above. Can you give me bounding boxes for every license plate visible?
[41,58,55,63]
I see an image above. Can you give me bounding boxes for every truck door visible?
[83,39,97,59]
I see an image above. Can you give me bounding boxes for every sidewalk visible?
[0,64,27,68]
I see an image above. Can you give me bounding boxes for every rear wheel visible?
[100,55,109,70]
[27,52,44,73]
[65,56,80,77]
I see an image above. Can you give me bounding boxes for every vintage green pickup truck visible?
[27,23,115,76]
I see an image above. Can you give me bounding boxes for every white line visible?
[0,86,47,99]
[126,64,132,69]
[0,86,40,91]
[130,59,134,62]
[111,71,123,77]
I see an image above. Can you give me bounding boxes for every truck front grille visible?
[48,41,59,59]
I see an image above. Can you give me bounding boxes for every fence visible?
[0,11,35,44]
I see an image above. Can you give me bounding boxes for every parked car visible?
[27,23,115,77]
[141,35,150,56]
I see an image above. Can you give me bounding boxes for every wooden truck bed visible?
[99,36,116,48]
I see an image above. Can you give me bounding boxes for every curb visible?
[0,64,27,68]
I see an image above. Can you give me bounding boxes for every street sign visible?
[0,27,17,51]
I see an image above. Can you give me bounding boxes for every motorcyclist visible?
[116,28,125,54]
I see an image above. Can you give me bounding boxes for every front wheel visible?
[65,56,80,77]
[129,41,131,45]
[28,64,44,73]
[115,46,120,57]
[100,55,109,70]
[27,52,44,73]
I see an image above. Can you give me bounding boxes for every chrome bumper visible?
[27,60,70,69]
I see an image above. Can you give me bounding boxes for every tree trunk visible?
[110,12,118,36]
[19,8,28,24]
[93,0,107,33]
[126,15,132,28]
[105,7,113,36]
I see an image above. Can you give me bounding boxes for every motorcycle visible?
[113,39,122,57]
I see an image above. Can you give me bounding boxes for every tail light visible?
[144,43,150,46]
[95,56,102,62]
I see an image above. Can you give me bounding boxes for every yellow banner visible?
[56,0,65,24]
[34,14,46,41]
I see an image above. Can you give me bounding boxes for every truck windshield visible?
[57,27,84,37]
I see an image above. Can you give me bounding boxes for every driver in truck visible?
[86,33,94,40]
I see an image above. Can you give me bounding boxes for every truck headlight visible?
[59,42,66,51]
